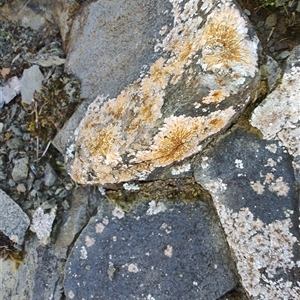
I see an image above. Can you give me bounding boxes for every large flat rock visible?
[64,191,239,299]
[54,0,260,185]
[194,127,300,299]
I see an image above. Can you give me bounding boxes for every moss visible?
[26,69,83,142]
[105,178,211,212]
[0,231,25,270]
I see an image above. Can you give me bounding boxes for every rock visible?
[0,76,21,108]
[20,65,44,105]
[0,189,30,245]
[64,192,239,299]
[54,187,99,259]
[265,13,277,28]
[0,235,63,300]
[194,127,300,299]
[251,45,300,158]
[12,156,29,182]
[43,162,57,187]
[52,0,80,46]
[260,55,281,91]
[60,0,260,186]
[30,206,57,245]
[7,137,22,149]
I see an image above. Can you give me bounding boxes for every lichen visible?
[217,205,300,299]
[251,64,300,158]
[68,0,258,185]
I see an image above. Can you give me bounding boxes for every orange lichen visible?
[202,89,230,105]
[200,5,257,78]
[67,1,258,185]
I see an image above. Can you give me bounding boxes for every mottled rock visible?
[251,45,300,182]
[64,193,238,299]
[0,76,21,108]
[61,0,260,185]
[30,206,57,245]
[0,189,30,245]
[0,236,63,300]
[12,156,29,182]
[20,65,44,105]
[194,127,300,299]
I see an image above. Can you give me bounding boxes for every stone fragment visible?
[30,206,57,245]
[43,162,57,187]
[12,157,29,182]
[194,127,300,299]
[54,187,98,259]
[62,0,260,185]
[265,13,277,27]
[251,45,300,181]
[64,193,238,299]
[0,189,30,245]
[0,76,21,108]
[21,65,44,105]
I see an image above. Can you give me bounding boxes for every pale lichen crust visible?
[67,0,259,185]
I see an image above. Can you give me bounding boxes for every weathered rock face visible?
[64,193,239,300]
[194,127,300,299]
[64,0,260,186]
[251,45,300,183]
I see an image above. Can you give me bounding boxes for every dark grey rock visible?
[64,194,238,299]
[0,189,30,245]
[20,65,44,105]
[54,187,99,259]
[12,156,29,182]
[194,127,300,299]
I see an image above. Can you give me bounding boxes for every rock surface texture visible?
[64,195,238,299]
[1,0,300,300]
[62,0,260,185]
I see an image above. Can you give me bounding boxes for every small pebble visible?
[243,9,251,16]
[17,183,26,193]
[265,14,277,28]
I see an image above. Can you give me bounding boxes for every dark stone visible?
[64,195,238,299]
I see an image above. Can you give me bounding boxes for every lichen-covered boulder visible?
[63,0,260,185]
[194,127,300,299]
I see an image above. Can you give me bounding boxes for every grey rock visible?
[12,157,29,182]
[0,76,21,108]
[0,235,63,300]
[265,13,277,28]
[43,162,57,187]
[194,127,300,299]
[60,0,260,185]
[7,137,22,149]
[54,187,98,259]
[276,50,290,60]
[265,55,281,90]
[20,65,44,105]
[0,189,30,245]
[251,45,300,158]
[64,194,238,299]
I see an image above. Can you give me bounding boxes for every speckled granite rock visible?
[53,0,261,185]
[194,127,300,299]
[0,189,30,245]
[64,192,239,300]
